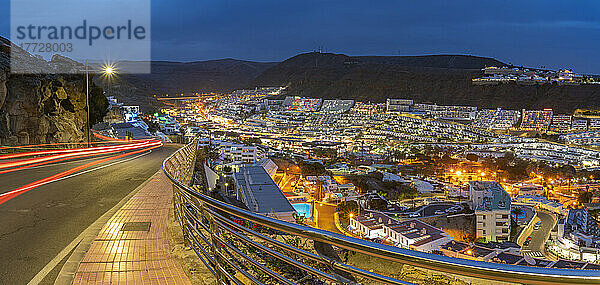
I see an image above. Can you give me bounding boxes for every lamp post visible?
[83,60,92,147]
[82,62,115,147]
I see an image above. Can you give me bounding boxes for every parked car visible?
[409,212,420,218]
[534,221,541,230]
[523,239,530,246]
[435,210,445,215]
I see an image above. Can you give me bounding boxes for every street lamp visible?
[82,60,93,147]
[82,62,117,147]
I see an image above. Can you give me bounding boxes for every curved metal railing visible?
[163,140,600,285]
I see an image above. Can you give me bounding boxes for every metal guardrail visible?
[163,140,600,285]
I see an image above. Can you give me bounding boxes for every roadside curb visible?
[50,170,162,285]
[334,212,357,237]
[517,208,538,245]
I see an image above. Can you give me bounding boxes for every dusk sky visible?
[1,0,599,73]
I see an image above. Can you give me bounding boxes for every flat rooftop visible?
[234,166,296,214]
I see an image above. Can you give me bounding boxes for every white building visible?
[383,219,453,252]
[122,105,140,115]
[215,141,259,165]
[513,183,543,196]
[469,181,511,242]
[349,212,392,239]
[350,212,452,252]
[386,99,413,112]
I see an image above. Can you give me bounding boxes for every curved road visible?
[0,145,177,284]
[521,209,557,259]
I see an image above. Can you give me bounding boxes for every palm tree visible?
[578,191,593,205]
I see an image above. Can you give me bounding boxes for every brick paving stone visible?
[73,172,191,284]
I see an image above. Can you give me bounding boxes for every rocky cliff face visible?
[0,37,87,145]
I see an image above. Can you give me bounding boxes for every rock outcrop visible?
[0,37,87,145]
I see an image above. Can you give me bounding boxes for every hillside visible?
[101,59,277,111]
[251,53,600,113]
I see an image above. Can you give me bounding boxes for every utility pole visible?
[85,60,90,147]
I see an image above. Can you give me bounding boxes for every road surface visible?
[0,145,177,284]
[522,209,556,259]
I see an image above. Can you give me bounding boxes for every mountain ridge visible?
[250,52,600,112]
[1,34,598,113]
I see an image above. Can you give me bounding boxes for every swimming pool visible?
[292,202,313,219]
[511,211,526,219]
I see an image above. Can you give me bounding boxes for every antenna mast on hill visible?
[315,46,324,68]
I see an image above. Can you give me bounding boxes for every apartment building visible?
[469,181,512,242]
[549,115,572,133]
[214,141,259,164]
[590,118,600,130]
[572,119,589,131]
[386,99,413,112]
[350,212,452,252]
[233,166,296,222]
[383,219,452,252]
[520,110,553,131]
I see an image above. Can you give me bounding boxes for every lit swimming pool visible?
[511,211,526,219]
[292,202,313,219]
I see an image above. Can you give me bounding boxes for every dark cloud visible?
[1,0,599,73]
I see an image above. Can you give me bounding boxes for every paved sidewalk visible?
[72,171,191,284]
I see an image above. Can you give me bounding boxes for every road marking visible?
[523,251,544,258]
[49,150,152,183]
[0,150,152,200]
[25,150,153,285]
[16,155,108,171]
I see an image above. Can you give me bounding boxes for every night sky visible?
[1,0,599,74]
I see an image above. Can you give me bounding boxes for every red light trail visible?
[0,139,164,205]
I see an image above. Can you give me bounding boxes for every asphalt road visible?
[421,203,455,216]
[0,145,177,285]
[522,209,556,258]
